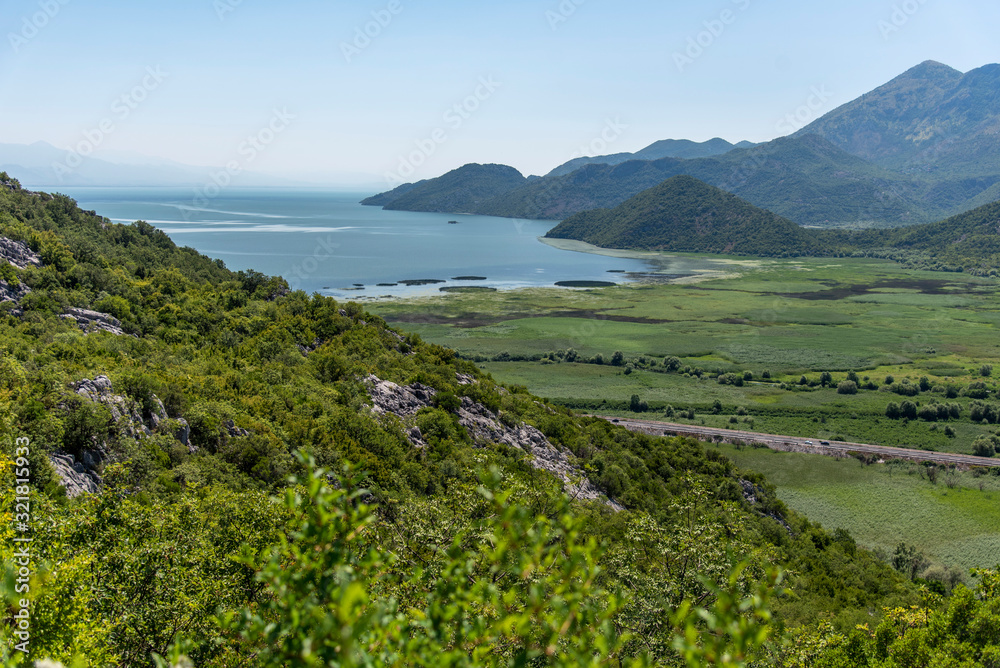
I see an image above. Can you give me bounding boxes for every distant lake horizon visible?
[34,186,661,299]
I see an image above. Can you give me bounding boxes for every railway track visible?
[591,415,1000,468]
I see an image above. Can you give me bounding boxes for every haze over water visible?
[43,187,656,299]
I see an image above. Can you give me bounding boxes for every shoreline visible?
[537,237,760,284]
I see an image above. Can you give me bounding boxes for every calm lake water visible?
[43,187,655,299]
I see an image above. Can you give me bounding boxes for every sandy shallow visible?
[538,237,759,284]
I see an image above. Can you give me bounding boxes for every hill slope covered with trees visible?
[1,173,997,666]
[545,175,822,256]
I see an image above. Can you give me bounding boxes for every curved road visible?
[592,415,1000,469]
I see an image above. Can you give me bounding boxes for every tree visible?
[981,364,993,377]
[963,382,991,399]
[917,405,939,422]
[664,356,682,371]
[611,351,625,367]
[885,375,895,385]
[847,370,859,383]
[819,372,833,387]
[885,402,901,419]
[901,401,918,420]
[743,371,754,382]
[972,436,997,458]
[892,543,929,581]
[630,394,643,412]
[919,376,932,391]
[837,381,858,395]
[712,400,723,414]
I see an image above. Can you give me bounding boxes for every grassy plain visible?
[717,444,1000,575]
[370,255,1000,455]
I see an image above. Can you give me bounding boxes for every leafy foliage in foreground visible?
[0,178,992,666]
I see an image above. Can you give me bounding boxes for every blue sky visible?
[2,0,998,187]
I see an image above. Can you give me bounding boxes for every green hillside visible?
[543,172,1000,275]
[379,163,526,213]
[546,175,820,256]
[2,173,998,666]
[365,135,973,227]
[798,61,1000,176]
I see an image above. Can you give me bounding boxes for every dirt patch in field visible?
[389,309,676,329]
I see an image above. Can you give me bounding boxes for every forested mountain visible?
[9,172,996,665]
[546,175,820,256]
[797,60,1000,176]
[363,61,1000,228]
[364,163,528,212]
[544,172,1000,276]
[364,135,993,227]
[545,138,755,177]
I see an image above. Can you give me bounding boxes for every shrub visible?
[837,381,858,395]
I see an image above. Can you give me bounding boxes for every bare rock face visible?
[75,375,150,441]
[49,453,101,498]
[0,237,40,316]
[0,279,30,316]
[365,374,621,510]
[0,237,41,269]
[366,375,438,417]
[49,375,188,496]
[60,308,127,336]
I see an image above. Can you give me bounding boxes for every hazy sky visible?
[2,0,998,187]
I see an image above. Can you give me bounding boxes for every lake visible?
[43,187,659,299]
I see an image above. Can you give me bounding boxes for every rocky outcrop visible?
[50,375,189,496]
[740,479,792,534]
[49,453,101,498]
[60,307,127,336]
[0,237,39,316]
[367,376,438,417]
[0,237,41,269]
[224,419,250,438]
[74,375,157,441]
[0,279,30,316]
[365,374,621,510]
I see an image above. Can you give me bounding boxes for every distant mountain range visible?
[0,141,308,188]
[364,61,1000,229]
[545,138,756,177]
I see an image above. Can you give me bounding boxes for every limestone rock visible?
[223,419,250,438]
[364,375,620,510]
[49,453,101,498]
[60,307,127,336]
[0,237,41,269]
[366,375,437,417]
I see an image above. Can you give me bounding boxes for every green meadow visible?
[371,255,1000,455]
[717,444,1000,575]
